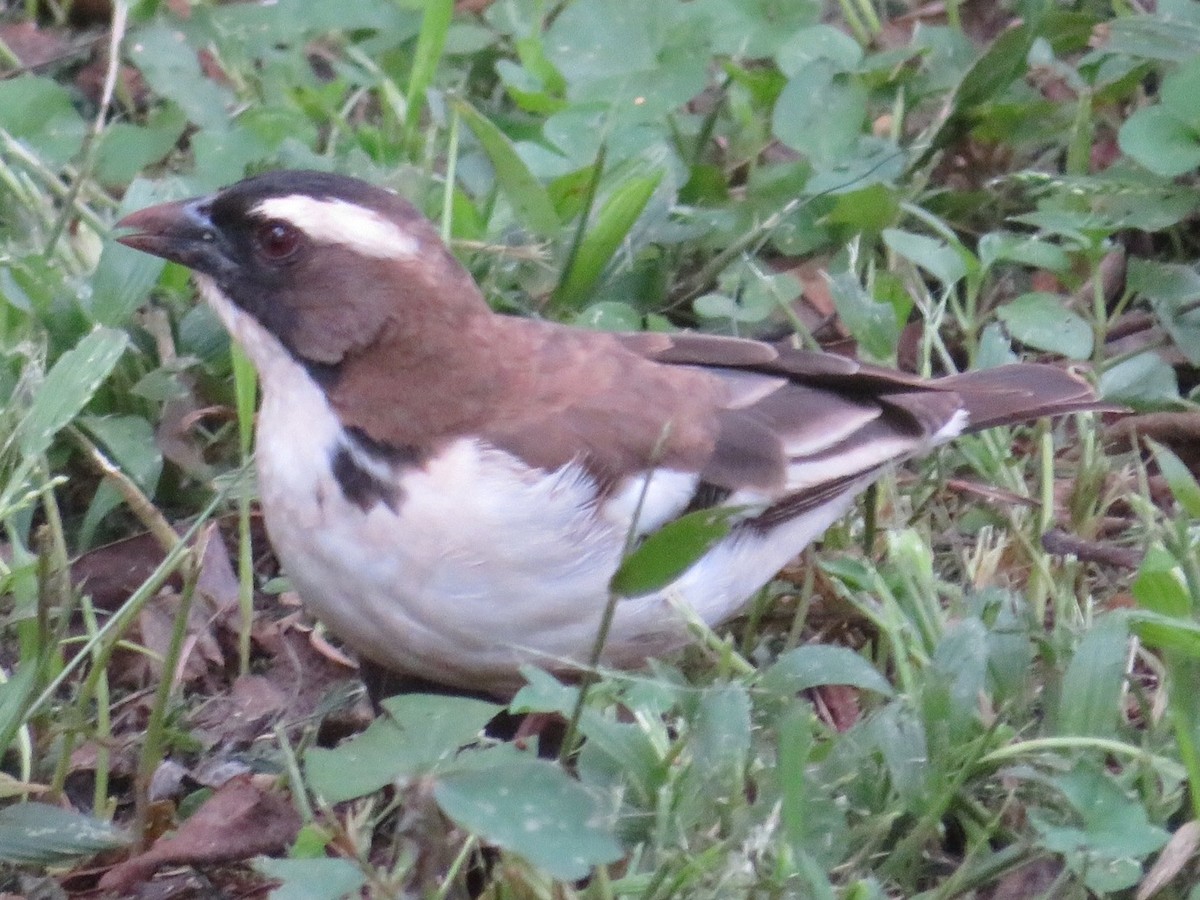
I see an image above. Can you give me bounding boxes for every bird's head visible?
[115,170,487,367]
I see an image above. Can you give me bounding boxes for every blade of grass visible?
[133,525,208,847]
[450,95,560,235]
[403,0,454,155]
[551,169,662,312]
[231,343,257,676]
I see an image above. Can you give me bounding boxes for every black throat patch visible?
[329,428,425,513]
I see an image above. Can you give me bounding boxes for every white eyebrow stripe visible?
[252,195,419,260]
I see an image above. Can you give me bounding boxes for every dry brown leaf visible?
[98,775,301,895]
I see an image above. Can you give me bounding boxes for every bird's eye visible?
[254,220,300,261]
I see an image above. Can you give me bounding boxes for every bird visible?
[115,169,1100,698]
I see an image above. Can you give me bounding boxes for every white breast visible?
[197,277,873,694]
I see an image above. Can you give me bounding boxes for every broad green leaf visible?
[576,713,666,809]
[1129,259,1200,367]
[775,24,862,76]
[0,803,128,864]
[995,292,1093,359]
[207,0,414,49]
[1119,106,1200,178]
[977,322,1019,368]
[691,682,752,775]
[826,270,901,361]
[545,0,709,119]
[127,24,233,132]
[923,619,990,750]
[553,172,662,310]
[1132,546,1191,619]
[434,756,623,881]
[863,703,930,808]
[761,645,893,697]
[79,415,162,494]
[452,97,560,235]
[1130,611,1200,658]
[609,506,736,598]
[0,75,87,167]
[93,104,188,187]
[254,857,366,900]
[693,0,820,58]
[1055,614,1128,739]
[1127,258,1200,305]
[1102,14,1200,63]
[304,694,499,803]
[1160,57,1200,128]
[772,61,867,163]
[693,292,773,325]
[92,178,187,326]
[17,328,129,461]
[978,231,1071,273]
[1147,440,1200,518]
[1030,764,1168,893]
[882,229,970,287]
[1099,351,1180,406]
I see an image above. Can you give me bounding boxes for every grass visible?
[1,0,1199,896]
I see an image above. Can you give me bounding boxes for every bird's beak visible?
[114,196,224,273]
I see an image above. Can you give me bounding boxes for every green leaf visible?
[775,24,862,76]
[405,0,454,146]
[692,682,752,775]
[995,292,1094,359]
[93,104,188,187]
[0,803,128,864]
[1129,611,1200,658]
[1099,351,1180,406]
[254,857,366,900]
[1055,614,1128,739]
[1132,546,1191,619]
[1030,763,1169,893]
[1118,106,1200,178]
[80,415,162,494]
[0,75,87,167]
[553,172,662,310]
[91,178,187,325]
[434,756,623,881]
[1161,57,1200,128]
[452,97,560,235]
[304,694,500,803]
[923,619,990,750]
[17,328,129,461]
[0,666,38,759]
[761,645,893,697]
[128,24,234,132]
[545,0,710,119]
[772,60,867,163]
[826,270,901,361]
[694,0,820,58]
[953,23,1036,110]
[978,231,1071,273]
[1147,440,1200,518]
[882,229,970,287]
[609,506,737,598]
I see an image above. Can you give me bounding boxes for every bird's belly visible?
[254,413,690,692]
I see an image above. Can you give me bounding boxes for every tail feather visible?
[938,364,1106,433]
